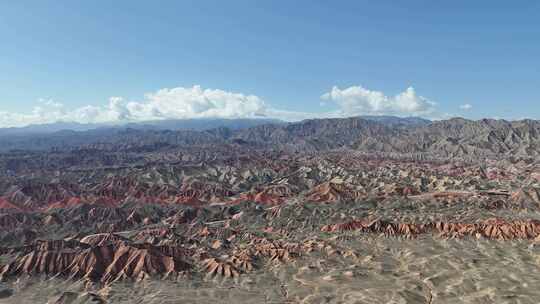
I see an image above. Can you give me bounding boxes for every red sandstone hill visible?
[0,240,193,284]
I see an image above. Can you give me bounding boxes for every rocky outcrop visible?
[322,218,540,240]
[0,240,192,284]
[79,233,130,246]
[306,181,365,203]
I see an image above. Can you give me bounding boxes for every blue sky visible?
[0,1,539,126]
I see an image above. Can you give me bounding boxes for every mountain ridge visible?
[1,116,539,161]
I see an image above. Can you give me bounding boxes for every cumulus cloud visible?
[321,85,437,117]
[0,86,269,128]
[0,99,71,127]
[0,84,443,128]
[459,104,473,111]
[139,86,267,120]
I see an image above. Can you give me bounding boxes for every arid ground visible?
[2,117,540,303]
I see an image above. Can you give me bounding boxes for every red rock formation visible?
[202,258,239,278]
[323,218,540,240]
[228,250,254,272]
[0,241,193,284]
[324,219,421,237]
[79,233,130,246]
[306,182,364,203]
[435,218,540,240]
[249,238,299,262]
[238,184,296,205]
[0,198,24,212]
[45,197,84,210]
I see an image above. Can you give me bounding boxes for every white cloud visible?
[321,85,436,117]
[0,99,70,127]
[0,86,269,128]
[138,86,267,120]
[0,84,442,128]
[459,103,473,111]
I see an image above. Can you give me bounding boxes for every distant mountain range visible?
[0,116,431,137]
[2,116,540,161]
[0,118,285,137]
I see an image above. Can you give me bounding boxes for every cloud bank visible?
[0,85,441,128]
[321,86,436,117]
[0,86,268,128]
